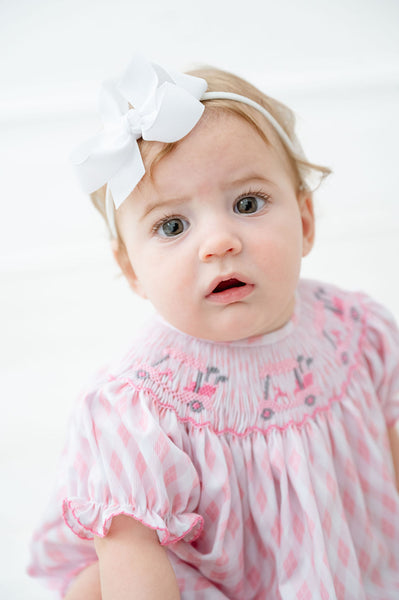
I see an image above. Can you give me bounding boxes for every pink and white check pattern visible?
[28,280,399,599]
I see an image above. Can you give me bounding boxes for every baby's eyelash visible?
[151,214,170,235]
[236,189,271,203]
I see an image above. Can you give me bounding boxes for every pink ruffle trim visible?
[62,497,204,546]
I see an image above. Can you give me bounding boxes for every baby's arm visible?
[64,562,101,599]
[64,515,180,599]
[94,515,181,600]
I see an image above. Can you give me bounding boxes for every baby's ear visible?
[298,191,315,257]
[111,240,147,299]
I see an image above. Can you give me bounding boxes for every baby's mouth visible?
[212,278,246,294]
[206,276,254,304]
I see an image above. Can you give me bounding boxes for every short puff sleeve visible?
[362,294,399,427]
[62,377,203,545]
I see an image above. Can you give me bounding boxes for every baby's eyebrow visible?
[224,174,274,189]
[140,197,187,220]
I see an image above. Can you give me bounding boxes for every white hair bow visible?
[70,56,208,209]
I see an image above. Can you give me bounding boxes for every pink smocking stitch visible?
[314,300,326,335]
[165,346,207,372]
[259,358,298,377]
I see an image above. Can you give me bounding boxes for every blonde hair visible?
[91,66,331,238]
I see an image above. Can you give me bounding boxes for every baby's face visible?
[115,112,314,342]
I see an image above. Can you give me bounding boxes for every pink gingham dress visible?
[29,279,399,599]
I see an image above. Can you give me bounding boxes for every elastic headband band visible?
[201,92,298,154]
[70,55,306,239]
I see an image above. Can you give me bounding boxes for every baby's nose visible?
[199,228,242,262]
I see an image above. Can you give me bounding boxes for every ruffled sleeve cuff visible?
[63,498,203,545]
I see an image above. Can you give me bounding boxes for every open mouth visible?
[212,278,246,294]
[206,275,254,304]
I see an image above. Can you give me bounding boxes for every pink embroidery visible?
[294,372,321,407]
[136,357,228,414]
[260,353,321,420]
[165,346,207,371]
[314,288,362,369]
[134,363,173,383]
[116,358,360,437]
[184,382,216,412]
[183,366,228,412]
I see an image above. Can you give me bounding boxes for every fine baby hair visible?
[28,55,399,600]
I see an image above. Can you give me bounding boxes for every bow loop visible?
[118,55,160,111]
[71,55,208,209]
[143,81,205,142]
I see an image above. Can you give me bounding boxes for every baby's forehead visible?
[139,109,271,167]
[137,108,297,193]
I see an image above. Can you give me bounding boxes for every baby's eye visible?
[234,195,267,214]
[156,217,189,238]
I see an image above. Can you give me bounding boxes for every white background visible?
[1,0,398,597]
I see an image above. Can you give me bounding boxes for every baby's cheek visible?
[257,234,296,267]
[145,271,185,313]
[259,241,302,293]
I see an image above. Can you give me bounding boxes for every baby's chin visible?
[162,315,289,344]
[155,292,297,343]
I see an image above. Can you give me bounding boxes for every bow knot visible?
[123,109,144,137]
[71,56,208,209]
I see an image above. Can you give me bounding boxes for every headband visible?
[71,55,305,238]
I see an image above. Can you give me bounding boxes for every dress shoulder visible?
[62,376,203,544]
[357,291,399,427]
